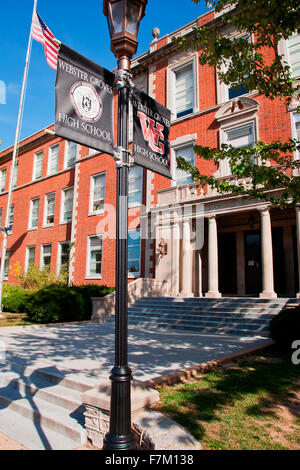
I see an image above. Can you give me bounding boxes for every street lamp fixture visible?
[103,0,147,70]
[102,0,148,451]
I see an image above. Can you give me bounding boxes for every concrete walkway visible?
[0,322,270,383]
[0,322,270,450]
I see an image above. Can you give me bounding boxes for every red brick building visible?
[0,9,299,298]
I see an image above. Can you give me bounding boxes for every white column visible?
[296,205,300,298]
[259,206,277,299]
[179,218,193,297]
[171,220,180,296]
[205,214,221,298]
[197,250,203,297]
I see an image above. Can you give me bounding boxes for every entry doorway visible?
[218,232,237,295]
[244,230,262,295]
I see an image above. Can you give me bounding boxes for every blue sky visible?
[0,0,210,151]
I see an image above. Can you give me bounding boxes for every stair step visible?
[128,308,276,319]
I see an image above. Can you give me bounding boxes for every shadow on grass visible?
[159,349,300,442]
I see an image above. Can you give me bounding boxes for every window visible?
[128,229,141,277]
[48,144,59,175]
[58,242,70,273]
[292,113,300,160]
[44,193,55,226]
[86,235,102,278]
[90,173,106,213]
[61,188,74,223]
[65,141,77,168]
[286,33,300,77]
[222,122,255,176]
[3,249,10,280]
[12,162,18,188]
[0,208,2,225]
[173,145,195,186]
[225,123,255,148]
[29,198,39,229]
[41,244,52,269]
[175,63,194,118]
[0,168,6,193]
[25,246,36,272]
[128,166,143,206]
[8,205,14,233]
[33,151,43,180]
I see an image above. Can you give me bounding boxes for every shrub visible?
[270,306,300,351]
[2,284,29,313]
[24,286,85,324]
[12,263,68,290]
[71,284,115,320]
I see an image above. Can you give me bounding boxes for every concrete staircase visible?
[127,297,297,337]
[0,357,98,449]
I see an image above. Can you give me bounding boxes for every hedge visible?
[270,305,300,351]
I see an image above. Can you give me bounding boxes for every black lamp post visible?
[102,0,147,451]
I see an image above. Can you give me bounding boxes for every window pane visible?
[30,199,39,228]
[92,174,106,212]
[63,188,73,221]
[34,152,43,179]
[226,124,254,148]
[128,230,141,275]
[8,205,14,233]
[66,141,77,167]
[88,236,102,276]
[46,194,55,225]
[129,166,142,205]
[287,33,300,77]
[49,144,59,174]
[4,250,10,279]
[175,146,194,186]
[12,162,18,188]
[0,168,6,193]
[42,245,52,268]
[175,65,194,118]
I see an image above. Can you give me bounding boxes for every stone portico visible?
[151,183,300,299]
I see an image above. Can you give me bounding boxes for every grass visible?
[157,347,300,450]
[0,312,33,327]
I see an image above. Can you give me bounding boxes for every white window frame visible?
[28,197,39,230]
[86,235,103,279]
[3,249,10,280]
[291,112,300,160]
[41,244,52,270]
[33,150,43,180]
[217,33,253,104]
[220,120,256,176]
[64,141,77,168]
[170,136,196,186]
[283,33,300,79]
[7,204,14,234]
[0,168,7,193]
[57,241,70,274]
[128,228,141,278]
[89,172,106,215]
[167,54,199,121]
[47,143,59,176]
[12,161,18,188]
[43,192,56,227]
[60,187,74,224]
[25,246,36,272]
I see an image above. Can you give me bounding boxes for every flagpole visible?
[0,0,38,317]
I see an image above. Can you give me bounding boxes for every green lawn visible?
[157,347,300,450]
[0,312,33,327]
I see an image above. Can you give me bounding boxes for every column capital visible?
[257,204,271,215]
[205,213,216,221]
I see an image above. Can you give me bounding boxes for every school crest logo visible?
[137,111,165,155]
[70,81,103,123]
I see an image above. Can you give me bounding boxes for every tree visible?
[175,0,300,207]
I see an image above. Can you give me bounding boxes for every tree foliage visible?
[175,0,300,206]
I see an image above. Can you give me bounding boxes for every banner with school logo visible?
[55,43,115,155]
[132,89,172,179]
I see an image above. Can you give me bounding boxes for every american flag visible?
[31,11,60,70]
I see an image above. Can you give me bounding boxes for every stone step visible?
[128,320,269,336]
[128,310,272,325]
[128,307,276,319]
[128,314,269,329]
[133,300,287,310]
[135,297,290,304]
[0,386,86,448]
[0,358,101,449]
